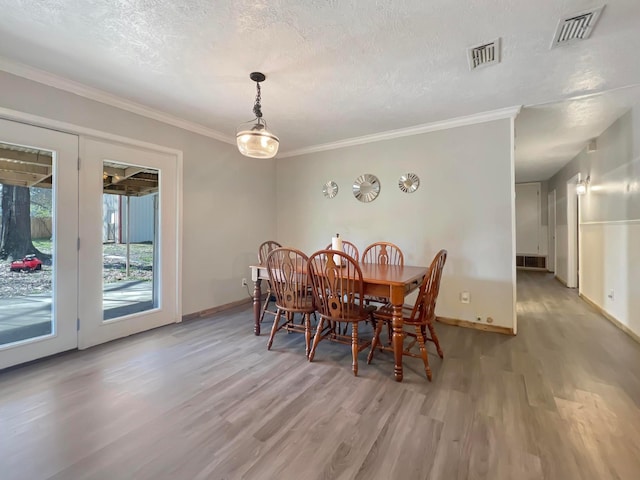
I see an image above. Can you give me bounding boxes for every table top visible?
[250,262,427,286]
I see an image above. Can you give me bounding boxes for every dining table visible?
[249,262,428,382]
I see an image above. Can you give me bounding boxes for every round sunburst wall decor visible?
[353,174,380,203]
[322,181,339,199]
[398,173,420,193]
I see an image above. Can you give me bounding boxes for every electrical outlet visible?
[460,291,471,304]
[241,278,248,287]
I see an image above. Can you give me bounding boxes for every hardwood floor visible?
[1,271,639,479]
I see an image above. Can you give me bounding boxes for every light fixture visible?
[236,72,279,159]
[576,175,590,195]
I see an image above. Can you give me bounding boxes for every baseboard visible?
[182,295,260,322]
[516,267,547,272]
[554,275,568,287]
[579,293,640,345]
[436,316,515,336]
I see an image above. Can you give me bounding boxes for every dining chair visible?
[362,241,404,266]
[258,240,282,324]
[367,249,447,381]
[361,242,405,336]
[265,248,316,357]
[307,250,375,376]
[324,240,360,262]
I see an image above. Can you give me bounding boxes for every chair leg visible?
[415,326,432,381]
[304,313,311,358]
[308,318,325,362]
[351,322,359,376]
[260,289,272,323]
[367,320,384,364]
[427,320,444,358]
[267,309,282,350]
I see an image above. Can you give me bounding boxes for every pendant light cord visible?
[253,82,263,119]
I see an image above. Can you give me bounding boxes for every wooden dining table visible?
[249,262,428,382]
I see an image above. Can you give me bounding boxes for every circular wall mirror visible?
[398,173,420,193]
[352,174,381,203]
[322,181,339,199]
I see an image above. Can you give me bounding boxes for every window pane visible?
[0,142,54,346]
[102,161,158,321]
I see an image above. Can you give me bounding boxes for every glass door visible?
[0,118,79,369]
[78,138,179,348]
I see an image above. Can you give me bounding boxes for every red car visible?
[10,254,43,272]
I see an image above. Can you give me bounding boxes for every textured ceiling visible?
[515,85,640,182]
[0,0,639,157]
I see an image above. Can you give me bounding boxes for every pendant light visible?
[236,72,279,159]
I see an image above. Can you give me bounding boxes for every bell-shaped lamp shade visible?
[236,121,279,159]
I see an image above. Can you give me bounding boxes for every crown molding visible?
[0,56,235,145]
[278,105,522,158]
[0,56,521,156]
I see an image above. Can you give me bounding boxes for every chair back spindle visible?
[259,240,282,264]
[266,248,313,312]
[324,240,360,262]
[362,242,404,266]
[410,249,448,323]
[308,250,365,322]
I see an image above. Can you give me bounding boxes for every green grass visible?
[32,239,52,255]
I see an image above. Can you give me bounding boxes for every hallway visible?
[0,271,638,479]
[515,270,640,478]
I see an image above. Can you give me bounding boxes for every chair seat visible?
[324,306,375,323]
[372,303,413,320]
[275,298,316,313]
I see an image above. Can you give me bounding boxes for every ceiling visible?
[0,1,639,160]
[515,85,640,182]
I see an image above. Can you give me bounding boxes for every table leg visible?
[392,303,404,382]
[253,279,262,336]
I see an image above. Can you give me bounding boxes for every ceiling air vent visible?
[551,5,605,48]
[467,38,501,71]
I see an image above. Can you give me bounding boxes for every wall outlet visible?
[608,289,614,300]
[241,278,248,287]
[460,291,471,304]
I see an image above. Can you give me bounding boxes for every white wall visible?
[549,105,640,336]
[277,119,516,330]
[0,71,276,316]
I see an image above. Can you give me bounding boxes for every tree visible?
[0,185,47,260]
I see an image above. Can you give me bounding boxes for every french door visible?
[0,119,79,369]
[0,119,180,369]
[78,138,179,349]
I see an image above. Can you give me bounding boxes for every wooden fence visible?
[0,216,52,239]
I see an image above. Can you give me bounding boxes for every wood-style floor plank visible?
[1,271,639,479]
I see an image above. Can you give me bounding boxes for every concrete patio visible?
[0,280,153,346]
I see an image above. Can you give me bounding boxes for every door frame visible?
[547,189,556,273]
[566,175,579,289]
[0,106,183,353]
